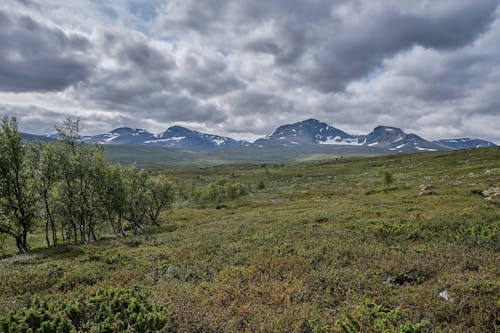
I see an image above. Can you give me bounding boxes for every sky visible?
[0,0,499,143]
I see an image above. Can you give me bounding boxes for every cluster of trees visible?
[0,117,174,253]
[191,179,248,206]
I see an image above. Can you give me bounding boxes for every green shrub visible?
[335,300,430,333]
[381,167,393,187]
[192,179,248,205]
[0,288,176,332]
[452,223,498,247]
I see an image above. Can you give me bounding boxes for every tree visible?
[30,142,60,247]
[94,163,127,236]
[123,165,149,233]
[0,117,39,252]
[54,118,104,243]
[146,175,175,225]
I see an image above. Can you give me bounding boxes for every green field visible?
[103,144,386,168]
[1,147,499,332]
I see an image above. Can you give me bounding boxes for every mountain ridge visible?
[19,119,496,153]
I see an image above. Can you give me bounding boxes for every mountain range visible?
[20,118,496,153]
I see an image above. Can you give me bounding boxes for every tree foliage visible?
[0,117,176,252]
[0,118,39,253]
[191,179,248,206]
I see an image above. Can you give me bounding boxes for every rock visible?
[481,187,500,204]
[164,265,180,279]
[418,184,439,196]
[439,290,451,301]
[419,184,439,191]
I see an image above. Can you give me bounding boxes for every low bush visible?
[192,179,248,205]
[334,299,430,333]
[0,287,176,332]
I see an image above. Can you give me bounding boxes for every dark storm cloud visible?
[0,10,92,92]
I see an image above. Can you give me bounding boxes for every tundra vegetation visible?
[0,117,498,332]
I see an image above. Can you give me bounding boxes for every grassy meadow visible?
[103,144,385,168]
[0,147,499,332]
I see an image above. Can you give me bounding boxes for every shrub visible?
[192,179,248,205]
[452,222,498,247]
[334,299,430,333]
[383,170,393,187]
[0,288,176,332]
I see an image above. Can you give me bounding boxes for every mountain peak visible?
[257,118,356,146]
[164,125,197,134]
[434,138,496,149]
[301,118,322,124]
[110,127,135,134]
[372,125,405,133]
[363,126,406,147]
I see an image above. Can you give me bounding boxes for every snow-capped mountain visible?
[387,134,447,152]
[82,127,156,145]
[361,126,406,147]
[359,127,446,152]
[143,126,249,148]
[254,119,360,146]
[19,119,496,153]
[77,126,249,149]
[253,120,445,152]
[20,132,56,143]
[254,120,496,152]
[433,138,496,149]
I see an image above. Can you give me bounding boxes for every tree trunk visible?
[43,194,57,246]
[90,226,98,242]
[51,217,57,246]
[45,220,50,247]
[15,234,29,253]
[22,230,29,252]
[73,224,78,244]
[117,215,126,236]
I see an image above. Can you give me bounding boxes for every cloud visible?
[156,0,497,92]
[0,9,93,92]
[0,0,498,143]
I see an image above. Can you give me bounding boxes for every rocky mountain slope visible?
[20,119,495,152]
[433,138,496,149]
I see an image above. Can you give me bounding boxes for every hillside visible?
[103,144,386,168]
[0,147,499,332]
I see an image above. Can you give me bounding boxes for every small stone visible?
[164,265,179,279]
[439,290,451,301]
[419,184,439,191]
